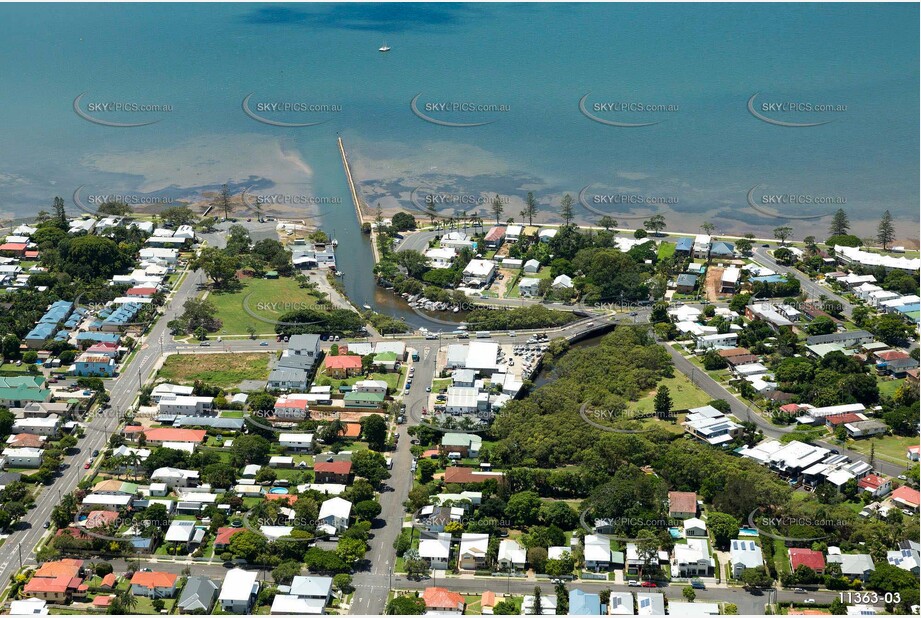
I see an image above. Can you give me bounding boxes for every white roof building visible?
[219,568,259,606]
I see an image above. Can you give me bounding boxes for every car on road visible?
[199,341,210,347]
[507,331,517,337]
[804,599,816,604]
[640,581,657,588]
[43,521,50,529]
[690,580,706,590]
[83,463,90,469]
[793,588,806,594]
[92,449,99,457]
[628,581,641,587]
[260,341,268,346]
[762,243,770,247]
[629,311,638,316]
[425,386,431,392]
[397,416,405,424]
[898,474,908,480]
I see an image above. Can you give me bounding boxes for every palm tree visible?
[117,589,138,613]
[127,452,143,481]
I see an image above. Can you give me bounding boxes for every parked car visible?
[640,581,657,588]
[628,581,641,587]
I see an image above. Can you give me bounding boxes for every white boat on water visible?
[362,304,372,310]
[379,43,391,52]
[331,239,338,247]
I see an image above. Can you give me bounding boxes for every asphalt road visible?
[0,234,220,590]
[752,246,855,318]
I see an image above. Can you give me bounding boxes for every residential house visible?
[273,395,310,421]
[0,376,51,408]
[267,367,310,391]
[569,589,603,615]
[130,571,178,598]
[538,228,558,243]
[214,527,245,551]
[270,576,333,615]
[353,379,388,395]
[317,497,352,534]
[156,394,214,416]
[416,505,464,533]
[418,532,452,570]
[635,593,665,615]
[522,594,557,614]
[12,416,60,437]
[891,486,920,512]
[497,539,526,571]
[9,598,49,615]
[682,406,741,446]
[313,461,352,484]
[692,234,711,259]
[123,427,206,447]
[789,548,826,574]
[887,540,920,575]
[827,550,875,582]
[683,517,707,538]
[552,274,574,290]
[151,467,200,489]
[23,559,84,604]
[729,539,764,578]
[323,355,362,379]
[484,226,506,249]
[607,592,634,615]
[176,577,218,614]
[523,259,540,274]
[719,266,741,294]
[462,259,497,287]
[279,433,315,453]
[73,353,116,377]
[458,533,490,571]
[441,432,482,458]
[675,273,698,294]
[518,277,541,297]
[673,538,714,577]
[422,587,465,614]
[2,447,43,468]
[857,474,892,498]
[583,534,614,572]
[218,569,259,614]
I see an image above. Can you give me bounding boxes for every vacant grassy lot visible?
[657,241,676,260]
[208,277,328,336]
[633,372,712,413]
[846,433,916,466]
[159,353,271,387]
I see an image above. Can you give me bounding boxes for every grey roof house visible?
[177,576,219,613]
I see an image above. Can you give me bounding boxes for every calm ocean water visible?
[0,3,917,241]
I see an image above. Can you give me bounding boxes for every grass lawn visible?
[208,276,328,336]
[133,596,176,614]
[657,242,676,260]
[878,377,905,398]
[315,369,405,393]
[158,353,271,387]
[432,378,452,392]
[0,363,32,374]
[633,373,712,413]
[846,434,917,465]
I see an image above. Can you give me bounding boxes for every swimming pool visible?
[739,527,759,536]
[268,487,289,495]
[668,527,682,539]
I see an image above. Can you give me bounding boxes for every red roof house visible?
[0,242,27,256]
[857,474,892,497]
[668,491,698,519]
[131,427,206,445]
[214,527,245,549]
[892,485,920,510]
[789,548,826,573]
[324,354,363,377]
[423,587,466,613]
[313,461,353,484]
